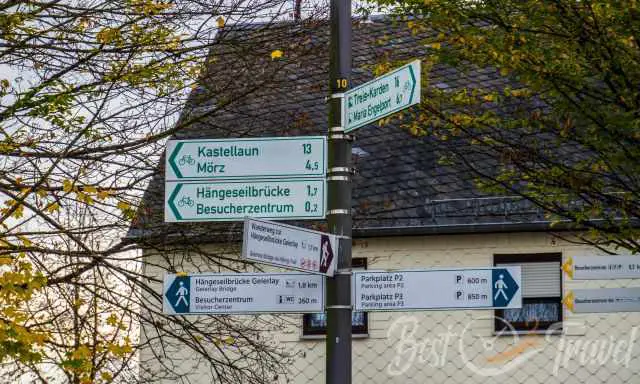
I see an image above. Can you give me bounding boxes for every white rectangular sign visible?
[165,136,326,180]
[344,60,421,133]
[565,255,640,280]
[163,272,324,314]
[567,288,640,313]
[353,267,522,311]
[165,179,325,222]
[242,218,337,276]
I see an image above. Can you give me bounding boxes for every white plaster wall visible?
[140,232,640,384]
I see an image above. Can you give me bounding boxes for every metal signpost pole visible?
[326,0,352,382]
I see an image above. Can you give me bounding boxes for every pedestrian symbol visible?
[494,274,508,301]
[165,276,191,313]
[318,235,334,274]
[176,281,189,306]
[492,269,519,307]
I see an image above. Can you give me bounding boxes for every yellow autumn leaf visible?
[18,236,32,247]
[46,202,60,213]
[97,189,114,200]
[224,336,235,345]
[0,257,12,265]
[12,204,24,219]
[216,16,225,28]
[36,189,47,198]
[76,192,94,205]
[483,94,496,102]
[270,50,283,60]
[117,201,130,210]
[101,372,113,382]
[106,313,118,326]
[62,179,74,193]
[83,185,97,194]
[430,42,441,49]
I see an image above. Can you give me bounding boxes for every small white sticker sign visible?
[242,218,338,276]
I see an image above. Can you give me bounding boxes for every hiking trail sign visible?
[352,267,521,311]
[165,136,326,180]
[163,272,324,314]
[563,288,640,313]
[165,179,325,222]
[242,218,338,276]
[562,255,640,280]
[344,60,421,133]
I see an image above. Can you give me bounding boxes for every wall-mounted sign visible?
[563,288,640,313]
[563,255,640,280]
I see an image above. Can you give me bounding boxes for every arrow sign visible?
[242,218,338,276]
[562,255,640,280]
[163,272,324,315]
[352,267,521,311]
[562,257,574,279]
[344,60,421,133]
[166,136,326,180]
[563,288,640,313]
[165,179,325,222]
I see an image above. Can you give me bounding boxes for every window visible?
[494,253,562,333]
[302,258,368,337]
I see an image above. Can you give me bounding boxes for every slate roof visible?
[127,16,552,245]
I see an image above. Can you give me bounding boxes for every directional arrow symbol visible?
[408,63,417,104]
[562,257,574,279]
[492,268,520,307]
[165,275,191,314]
[563,290,575,312]
[167,142,184,178]
[167,183,183,220]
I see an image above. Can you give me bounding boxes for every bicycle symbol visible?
[403,80,411,92]
[177,196,194,207]
[178,154,195,166]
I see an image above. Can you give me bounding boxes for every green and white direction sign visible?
[165,136,326,180]
[353,267,521,311]
[242,218,338,276]
[165,178,325,222]
[344,60,420,133]
[163,272,324,315]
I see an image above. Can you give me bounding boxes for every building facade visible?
[139,232,639,383]
[130,17,640,383]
